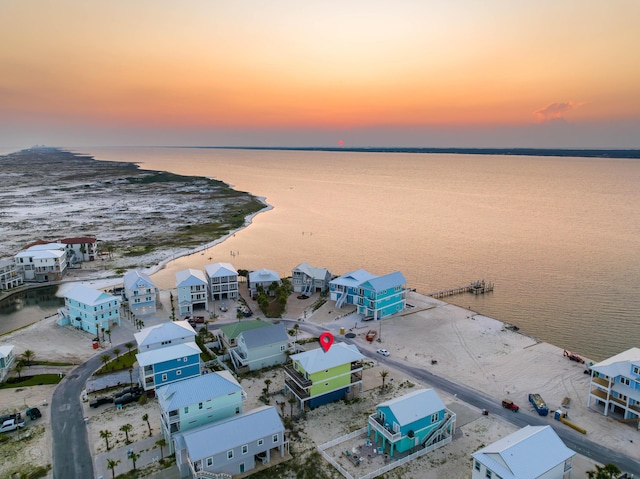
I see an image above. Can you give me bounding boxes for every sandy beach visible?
[1,274,637,478]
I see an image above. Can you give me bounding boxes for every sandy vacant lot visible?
[0,283,635,478]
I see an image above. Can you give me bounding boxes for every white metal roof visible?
[64,284,119,307]
[293,262,330,280]
[123,270,156,290]
[291,342,364,374]
[241,322,288,350]
[178,406,284,461]
[472,425,575,479]
[157,371,242,412]
[135,341,201,367]
[204,262,237,278]
[377,389,445,427]
[248,268,280,283]
[15,248,65,260]
[0,345,15,359]
[330,269,376,288]
[175,268,207,287]
[362,271,407,292]
[592,347,640,378]
[134,320,195,347]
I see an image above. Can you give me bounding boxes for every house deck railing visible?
[368,415,401,442]
[284,363,312,388]
[284,378,310,399]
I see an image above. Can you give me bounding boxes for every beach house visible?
[173,405,287,478]
[291,262,331,295]
[471,425,575,479]
[59,284,121,335]
[247,269,281,299]
[58,237,98,264]
[217,320,271,351]
[229,322,290,373]
[330,269,407,319]
[123,270,158,315]
[0,259,23,290]
[14,243,67,282]
[134,321,201,393]
[367,388,456,458]
[587,347,640,425]
[0,345,16,383]
[175,268,208,316]
[204,262,239,301]
[157,371,247,453]
[284,342,365,410]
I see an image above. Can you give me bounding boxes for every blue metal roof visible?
[362,271,406,292]
[157,371,243,412]
[378,389,445,427]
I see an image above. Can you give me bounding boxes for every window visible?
[242,444,248,454]
[634,366,640,375]
[227,450,233,460]
[272,433,279,443]
[184,406,189,414]
[620,377,631,386]
[474,460,481,471]
[176,370,182,376]
[257,439,264,446]
[206,457,213,467]
[183,357,188,362]
[162,374,168,381]
[430,413,439,422]
[199,402,203,409]
[486,469,492,478]
[280,345,286,352]
[236,407,240,414]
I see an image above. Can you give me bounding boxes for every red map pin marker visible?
[319,332,334,353]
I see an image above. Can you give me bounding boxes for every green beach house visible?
[284,342,365,410]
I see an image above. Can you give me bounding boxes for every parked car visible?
[376,348,390,357]
[501,399,519,412]
[26,407,42,420]
[219,302,228,312]
[90,396,114,408]
[0,417,25,433]
[114,386,141,398]
[114,392,141,407]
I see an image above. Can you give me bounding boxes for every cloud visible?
[533,101,583,123]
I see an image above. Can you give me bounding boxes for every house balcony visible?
[591,376,610,388]
[351,361,363,371]
[284,363,312,388]
[368,414,401,443]
[351,372,362,383]
[284,378,310,400]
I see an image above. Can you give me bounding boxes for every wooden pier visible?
[427,280,494,299]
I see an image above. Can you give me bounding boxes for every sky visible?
[1,1,639,149]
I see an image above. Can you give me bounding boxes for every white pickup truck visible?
[0,416,25,433]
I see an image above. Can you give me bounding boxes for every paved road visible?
[282,319,640,476]
[51,342,126,479]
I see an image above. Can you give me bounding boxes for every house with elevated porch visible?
[247,268,281,299]
[58,284,121,335]
[123,270,158,315]
[284,342,365,410]
[157,370,246,454]
[15,243,67,282]
[174,405,288,478]
[471,425,575,479]
[368,388,456,458]
[587,347,640,426]
[205,262,239,301]
[291,262,331,295]
[229,322,290,373]
[217,319,271,351]
[176,268,208,316]
[0,259,23,290]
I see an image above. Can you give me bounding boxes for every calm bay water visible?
[76,147,640,361]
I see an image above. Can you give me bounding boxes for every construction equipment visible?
[563,350,585,364]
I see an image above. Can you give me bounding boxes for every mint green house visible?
[368,389,456,457]
[217,320,271,351]
[157,370,247,454]
[284,342,365,410]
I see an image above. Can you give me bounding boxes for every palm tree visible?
[288,397,296,417]
[293,324,300,343]
[106,458,120,479]
[113,348,121,360]
[22,349,35,367]
[264,379,272,397]
[124,341,135,355]
[101,327,106,342]
[100,429,113,451]
[130,451,141,471]
[155,438,167,460]
[586,463,621,479]
[142,413,152,436]
[120,423,133,444]
[105,329,112,343]
[100,353,111,370]
[14,361,24,379]
[380,370,389,391]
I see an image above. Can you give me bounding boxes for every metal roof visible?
[592,347,640,378]
[64,284,119,307]
[135,341,201,367]
[175,268,207,287]
[248,268,280,283]
[291,342,364,374]
[377,389,445,427]
[241,322,288,349]
[330,269,376,287]
[219,320,271,340]
[362,271,407,292]
[292,262,330,280]
[0,345,14,359]
[178,406,284,461]
[157,371,242,412]
[123,270,156,290]
[134,321,196,348]
[204,262,237,278]
[472,425,575,479]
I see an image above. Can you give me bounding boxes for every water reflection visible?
[0,285,64,335]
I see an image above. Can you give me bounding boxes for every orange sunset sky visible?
[1,1,639,148]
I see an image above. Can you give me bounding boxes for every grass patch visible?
[32,360,75,367]
[0,374,63,389]
[95,351,138,375]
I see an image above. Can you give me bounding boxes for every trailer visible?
[365,330,377,342]
[528,393,549,416]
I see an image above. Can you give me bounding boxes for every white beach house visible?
[204,262,239,301]
[14,243,67,282]
[0,259,23,290]
[176,268,209,316]
[123,270,158,315]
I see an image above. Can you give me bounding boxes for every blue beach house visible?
[330,269,407,319]
[123,270,158,315]
[368,388,456,457]
[58,284,121,335]
[135,320,201,393]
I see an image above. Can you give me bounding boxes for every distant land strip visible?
[179,146,640,159]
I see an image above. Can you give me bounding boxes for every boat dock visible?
[427,280,494,299]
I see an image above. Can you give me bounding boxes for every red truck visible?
[501,399,519,412]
